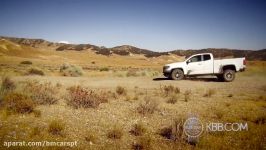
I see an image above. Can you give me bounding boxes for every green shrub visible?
[20,60,32,65]
[66,85,108,109]
[3,92,35,114]
[27,67,45,76]
[48,120,65,136]
[60,63,83,77]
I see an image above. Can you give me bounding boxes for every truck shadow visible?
[153,77,220,82]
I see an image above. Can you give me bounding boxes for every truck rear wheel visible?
[171,69,184,80]
[223,69,235,82]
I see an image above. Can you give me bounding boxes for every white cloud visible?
[58,41,70,44]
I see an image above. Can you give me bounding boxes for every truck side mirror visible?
[186,60,191,64]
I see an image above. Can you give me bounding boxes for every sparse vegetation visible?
[20,60,32,65]
[66,85,108,108]
[23,81,59,105]
[137,96,159,115]
[0,76,16,99]
[48,120,65,136]
[2,92,35,114]
[167,94,178,104]
[107,126,123,139]
[85,131,98,144]
[126,70,138,77]
[184,90,191,102]
[203,89,216,97]
[162,85,180,97]
[60,63,83,77]
[130,122,146,136]
[159,118,184,141]
[33,109,41,117]
[27,67,45,76]
[116,86,127,95]
[99,67,109,71]
[132,136,152,150]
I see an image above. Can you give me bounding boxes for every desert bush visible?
[66,85,107,109]
[24,81,59,105]
[116,86,127,95]
[3,92,35,114]
[27,67,45,76]
[137,96,159,115]
[159,118,184,141]
[130,122,146,136]
[132,136,152,150]
[184,90,191,102]
[48,120,65,136]
[203,89,216,97]
[99,67,109,71]
[60,63,83,77]
[162,85,180,97]
[1,76,16,94]
[126,70,138,77]
[20,60,32,65]
[167,94,178,104]
[33,109,41,117]
[107,126,123,139]
[85,131,98,144]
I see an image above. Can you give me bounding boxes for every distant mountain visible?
[1,36,266,60]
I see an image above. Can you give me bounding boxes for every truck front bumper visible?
[239,68,246,72]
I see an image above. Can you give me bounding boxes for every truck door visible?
[186,54,203,75]
[201,54,213,74]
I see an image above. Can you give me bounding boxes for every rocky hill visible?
[1,36,265,60]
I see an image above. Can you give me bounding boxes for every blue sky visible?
[0,0,265,51]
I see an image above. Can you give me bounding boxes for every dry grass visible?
[48,120,65,136]
[184,90,191,102]
[161,85,180,97]
[137,96,159,115]
[166,94,178,104]
[203,89,216,97]
[130,122,147,136]
[132,136,152,150]
[107,126,123,139]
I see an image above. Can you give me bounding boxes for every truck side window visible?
[203,54,211,61]
[190,55,202,62]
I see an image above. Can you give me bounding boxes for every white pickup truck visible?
[163,53,246,82]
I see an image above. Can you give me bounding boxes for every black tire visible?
[223,69,235,82]
[216,74,224,82]
[171,69,184,80]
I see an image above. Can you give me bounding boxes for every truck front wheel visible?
[171,69,184,80]
[223,69,235,82]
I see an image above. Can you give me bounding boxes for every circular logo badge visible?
[183,117,203,137]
